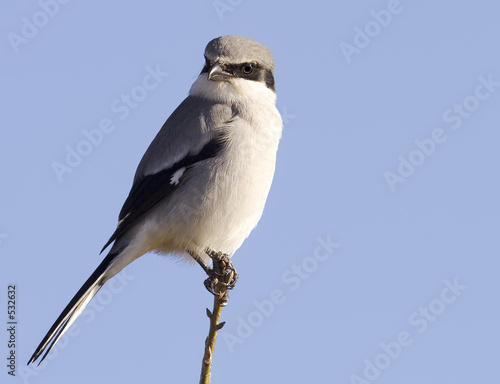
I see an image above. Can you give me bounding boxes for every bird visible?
[28,35,282,365]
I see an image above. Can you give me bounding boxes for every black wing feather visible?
[100,136,225,253]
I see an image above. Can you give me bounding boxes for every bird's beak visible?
[208,64,233,82]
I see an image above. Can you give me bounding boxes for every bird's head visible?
[190,35,276,104]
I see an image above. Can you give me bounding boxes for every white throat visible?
[189,75,277,106]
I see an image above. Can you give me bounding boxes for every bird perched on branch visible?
[28,35,282,365]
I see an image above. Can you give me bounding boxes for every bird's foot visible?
[204,250,238,306]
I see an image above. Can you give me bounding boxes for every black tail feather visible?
[28,252,117,365]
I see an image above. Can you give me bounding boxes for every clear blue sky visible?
[1,1,499,383]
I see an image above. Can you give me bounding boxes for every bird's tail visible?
[28,252,117,365]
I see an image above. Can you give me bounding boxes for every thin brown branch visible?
[199,252,237,384]
[199,290,226,384]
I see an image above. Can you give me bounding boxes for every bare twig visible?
[199,290,226,383]
[199,252,237,384]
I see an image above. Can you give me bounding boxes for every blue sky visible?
[1,1,499,383]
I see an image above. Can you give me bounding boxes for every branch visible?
[199,292,226,384]
[199,253,237,384]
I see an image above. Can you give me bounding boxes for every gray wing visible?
[101,95,233,253]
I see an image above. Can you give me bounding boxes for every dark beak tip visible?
[208,65,232,82]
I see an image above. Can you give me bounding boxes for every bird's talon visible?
[226,271,234,285]
[202,249,238,302]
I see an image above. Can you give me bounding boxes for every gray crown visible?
[205,35,275,72]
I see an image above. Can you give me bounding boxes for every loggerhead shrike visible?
[28,35,282,365]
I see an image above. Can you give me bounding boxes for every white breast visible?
[147,75,282,260]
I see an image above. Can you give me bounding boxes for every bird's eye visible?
[242,64,254,75]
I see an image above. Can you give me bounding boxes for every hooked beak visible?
[208,64,233,82]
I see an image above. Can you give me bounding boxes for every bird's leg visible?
[188,250,212,275]
[203,249,238,305]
